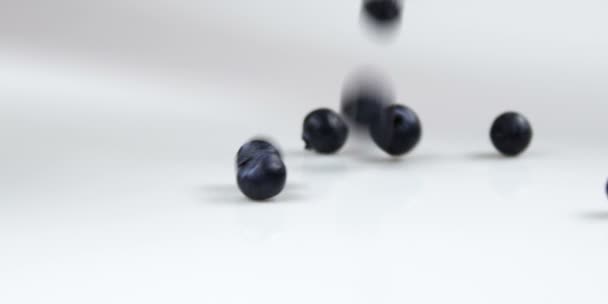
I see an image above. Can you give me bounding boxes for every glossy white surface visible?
[1,1,608,303]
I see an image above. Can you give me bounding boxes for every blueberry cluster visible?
[234,1,534,201]
[236,104,533,201]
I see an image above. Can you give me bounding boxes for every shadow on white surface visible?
[288,152,351,173]
[466,151,545,161]
[468,151,508,160]
[288,146,442,170]
[200,183,308,204]
[579,211,608,221]
[284,149,314,158]
[200,184,247,204]
[285,149,352,165]
[355,153,440,167]
[297,162,350,174]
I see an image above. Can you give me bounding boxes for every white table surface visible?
[1,1,608,303]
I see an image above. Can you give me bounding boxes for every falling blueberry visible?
[236,139,286,201]
[490,112,533,156]
[370,104,422,156]
[341,81,392,129]
[302,109,349,154]
[362,0,402,25]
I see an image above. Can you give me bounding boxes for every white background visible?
[1,0,608,303]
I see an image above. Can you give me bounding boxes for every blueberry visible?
[237,139,281,166]
[236,139,286,201]
[363,0,402,25]
[370,104,422,156]
[302,109,349,154]
[490,112,533,156]
[341,84,392,128]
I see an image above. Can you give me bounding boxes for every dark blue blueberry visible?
[302,109,349,154]
[363,0,402,25]
[341,84,392,129]
[490,112,532,156]
[370,104,422,156]
[237,139,281,167]
[236,139,286,201]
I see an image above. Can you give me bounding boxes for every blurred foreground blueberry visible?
[237,139,281,164]
[341,75,393,129]
[370,104,421,156]
[490,112,532,156]
[303,109,349,154]
[362,0,402,26]
[236,139,286,201]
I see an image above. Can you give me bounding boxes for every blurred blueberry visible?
[362,0,402,26]
[341,75,393,129]
[237,139,281,167]
[302,109,349,154]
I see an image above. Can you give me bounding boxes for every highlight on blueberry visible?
[370,104,422,156]
[341,70,393,129]
[302,108,349,154]
[490,112,533,156]
[236,139,286,201]
[362,0,402,26]
[237,139,281,165]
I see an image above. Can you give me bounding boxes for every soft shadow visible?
[201,183,236,194]
[468,151,545,161]
[199,183,250,205]
[199,183,307,205]
[298,162,349,173]
[284,148,313,158]
[468,152,511,160]
[286,148,351,173]
[358,155,405,164]
[274,191,307,203]
[285,148,353,161]
[356,153,440,166]
[579,211,608,221]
